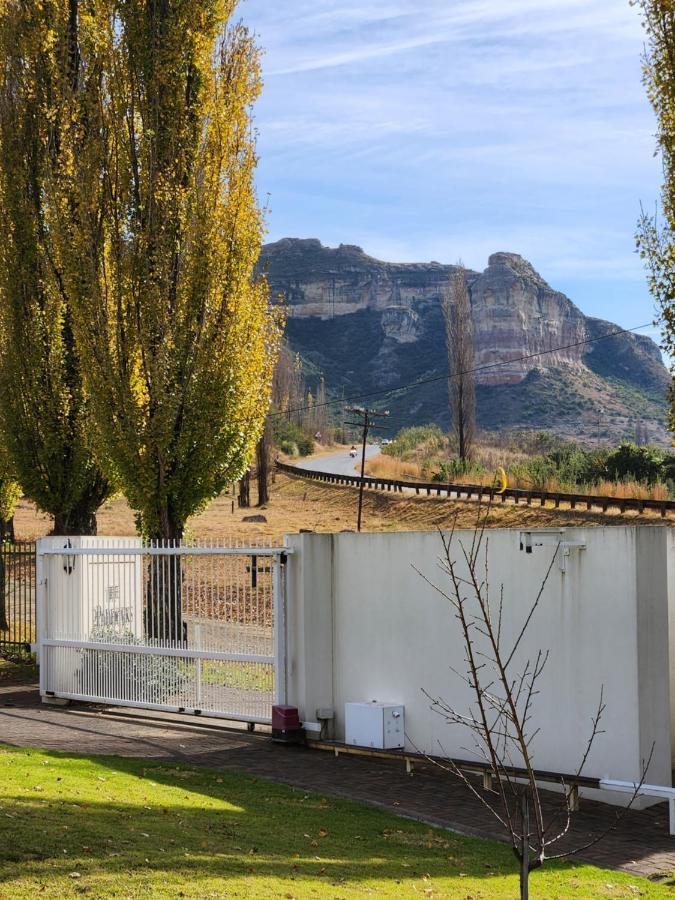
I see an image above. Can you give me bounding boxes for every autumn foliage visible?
[0,1,281,540]
[0,0,111,534]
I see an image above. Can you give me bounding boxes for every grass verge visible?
[0,653,37,685]
[0,746,670,898]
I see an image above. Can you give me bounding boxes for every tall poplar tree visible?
[54,1,282,542]
[442,265,476,461]
[0,1,110,535]
[634,1,675,426]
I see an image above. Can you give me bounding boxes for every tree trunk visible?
[145,512,185,646]
[0,519,7,632]
[257,419,271,506]
[52,508,98,536]
[238,470,251,508]
[519,792,530,900]
[145,551,185,645]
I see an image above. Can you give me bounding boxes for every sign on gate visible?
[36,537,289,724]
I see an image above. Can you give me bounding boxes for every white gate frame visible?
[36,541,291,724]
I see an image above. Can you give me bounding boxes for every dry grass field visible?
[12,471,672,544]
[366,452,672,501]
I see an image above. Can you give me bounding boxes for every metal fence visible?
[0,541,35,655]
[37,539,288,724]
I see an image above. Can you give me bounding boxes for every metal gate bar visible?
[0,541,35,654]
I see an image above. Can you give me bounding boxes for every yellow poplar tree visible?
[634,1,675,426]
[54,1,282,542]
[0,0,111,535]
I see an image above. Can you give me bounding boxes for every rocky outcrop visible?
[260,238,456,319]
[259,238,670,442]
[468,253,587,384]
[261,240,591,386]
[380,306,421,343]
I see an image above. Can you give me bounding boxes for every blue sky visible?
[243,0,661,337]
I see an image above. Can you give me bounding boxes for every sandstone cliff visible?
[259,239,670,443]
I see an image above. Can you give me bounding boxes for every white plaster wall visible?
[287,527,672,791]
[667,529,675,758]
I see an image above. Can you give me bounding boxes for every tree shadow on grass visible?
[0,748,661,898]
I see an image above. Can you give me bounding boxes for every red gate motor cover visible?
[272,705,302,730]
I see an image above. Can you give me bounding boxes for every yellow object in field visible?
[494,466,508,494]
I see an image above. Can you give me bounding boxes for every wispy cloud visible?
[241,0,660,327]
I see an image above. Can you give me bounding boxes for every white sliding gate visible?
[36,537,289,724]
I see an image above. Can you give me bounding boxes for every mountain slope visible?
[259,239,670,445]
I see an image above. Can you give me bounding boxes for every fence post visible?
[273,551,288,706]
[35,540,46,696]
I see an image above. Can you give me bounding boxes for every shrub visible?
[78,627,189,704]
[384,425,445,458]
[604,443,665,484]
[272,416,315,456]
[432,458,486,482]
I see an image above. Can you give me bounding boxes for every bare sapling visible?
[416,506,653,899]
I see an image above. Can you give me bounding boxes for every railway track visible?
[276,460,675,519]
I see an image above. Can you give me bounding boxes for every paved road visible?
[295,445,381,477]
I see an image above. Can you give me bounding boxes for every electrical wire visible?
[273,321,656,419]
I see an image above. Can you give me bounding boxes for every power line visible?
[345,407,389,530]
[273,322,655,419]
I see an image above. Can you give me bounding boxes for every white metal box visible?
[345,701,405,749]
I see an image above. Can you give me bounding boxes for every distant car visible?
[381,438,392,446]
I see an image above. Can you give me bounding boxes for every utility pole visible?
[344,407,389,532]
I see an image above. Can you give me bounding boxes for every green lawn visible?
[0,746,670,899]
[197,659,274,693]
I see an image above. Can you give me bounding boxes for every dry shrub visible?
[593,480,669,501]
[366,456,424,481]
[475,444,529,470]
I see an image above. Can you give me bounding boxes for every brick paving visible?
[1,679,674,880]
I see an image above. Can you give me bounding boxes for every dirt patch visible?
[13,472,672,545]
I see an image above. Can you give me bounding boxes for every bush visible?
[604,443,664,484]
[272,416,315,456]
[78,627,189,704]
[384,425,445,458]
[541,446,609,485]
[432,458,486,482]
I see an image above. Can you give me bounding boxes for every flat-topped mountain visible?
[259,238,670,444]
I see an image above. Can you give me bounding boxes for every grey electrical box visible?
[345,701,404,749]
